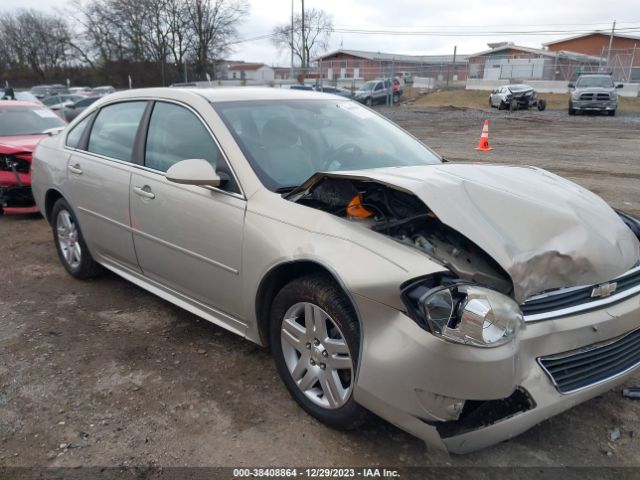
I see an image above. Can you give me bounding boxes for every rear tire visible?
[270,274,368,430]
[498,100,505,110]
[51,198,103,279]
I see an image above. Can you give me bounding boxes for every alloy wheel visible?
[280,302,354,409]
[56,209,82,269]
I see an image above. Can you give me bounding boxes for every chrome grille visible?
[522,266,640,320]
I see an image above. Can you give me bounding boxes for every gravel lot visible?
[1,105,640,469]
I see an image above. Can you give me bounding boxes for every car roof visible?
[0,100,43,108]
[100,87,348,103]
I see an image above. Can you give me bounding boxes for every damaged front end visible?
[0,150,36,215]
[288,164,640,306]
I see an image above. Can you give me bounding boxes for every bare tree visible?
[0,9,71,80]
[185,0,249,78]
[272,8,332,69]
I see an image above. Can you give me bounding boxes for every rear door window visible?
[87,101,147,162]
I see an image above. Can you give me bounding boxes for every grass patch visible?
[406,88,640,113]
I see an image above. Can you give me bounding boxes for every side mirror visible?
[568,83,575,88]
[166,159,221,187]
[616,84,624,89]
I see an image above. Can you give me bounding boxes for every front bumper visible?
[352,289,640,453]
[0,170,37,215]
[571,99,617,111]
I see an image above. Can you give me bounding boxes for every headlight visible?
[403,280,523,348]
[571,92,581,100]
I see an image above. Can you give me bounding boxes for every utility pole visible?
[301,0,305,70]
[290,0,294,79]
[606,20,616,69]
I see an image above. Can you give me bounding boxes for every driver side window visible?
[145,102,219,172]
[144,102,239,193]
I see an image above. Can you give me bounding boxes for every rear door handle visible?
[133,185,155,200]
[68,164,83,175]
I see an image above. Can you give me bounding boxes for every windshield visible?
[576,76,614,88]
[359,81,376,91]
[214,99,441,191]
[0,106,65,136]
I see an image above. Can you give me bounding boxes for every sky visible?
[3,0,640,65]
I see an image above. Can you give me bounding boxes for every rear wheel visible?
[51,198,103,279]
[498,100,506,110]
[270,274,367,430]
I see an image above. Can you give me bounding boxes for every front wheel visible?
[608,109,616,116]
[568,103,576,115]
[51,198,103,279]
[537,99,546,111]
[270,274,367,430]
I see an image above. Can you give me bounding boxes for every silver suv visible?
[568,74,623,116]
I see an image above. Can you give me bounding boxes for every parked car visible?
[354,79,401,106]
[0,89,44,105]
[42,94,84,112]
[92,85,116,96]
[489,84,546,111]
[69,87,93,96]
[314,85,353,98]
[29,84,69,99]
[29,85,53,99]
[63,96,101,122]
[0,100,66,215]
[31,88,640,453]
[568,74,622,116]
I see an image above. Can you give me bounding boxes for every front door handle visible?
[68,164,83,175]
[133,185,155,200]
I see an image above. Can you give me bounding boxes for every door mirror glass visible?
[568,83,575,88]
[166,158,221,187]
[616,84,624,89]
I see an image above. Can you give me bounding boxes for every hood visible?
[574,86,615,93]
[294,164,640,302]
[0,135,45,153]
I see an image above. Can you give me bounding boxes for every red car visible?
[0,100,66,215]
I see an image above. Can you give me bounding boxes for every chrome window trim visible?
[63,96,246,200]
[537,327,640,395]
[523,265,640,322]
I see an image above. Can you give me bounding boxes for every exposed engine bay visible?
[293,177,513,296]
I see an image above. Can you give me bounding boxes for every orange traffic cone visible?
[475,119,493,151]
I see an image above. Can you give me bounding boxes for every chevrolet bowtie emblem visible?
[591,282,617,298]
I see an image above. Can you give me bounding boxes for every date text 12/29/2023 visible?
[233,468,400,478]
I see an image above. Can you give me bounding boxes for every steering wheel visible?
[320,143,363,171]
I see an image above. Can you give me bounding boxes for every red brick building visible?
[314,49,469,82]
[544,32,640,81]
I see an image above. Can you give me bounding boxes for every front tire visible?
[608,109,616,116]
[568,103,576,115]
[270,274,367,430]
[51,198,103,279]
[537,99,546,111]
